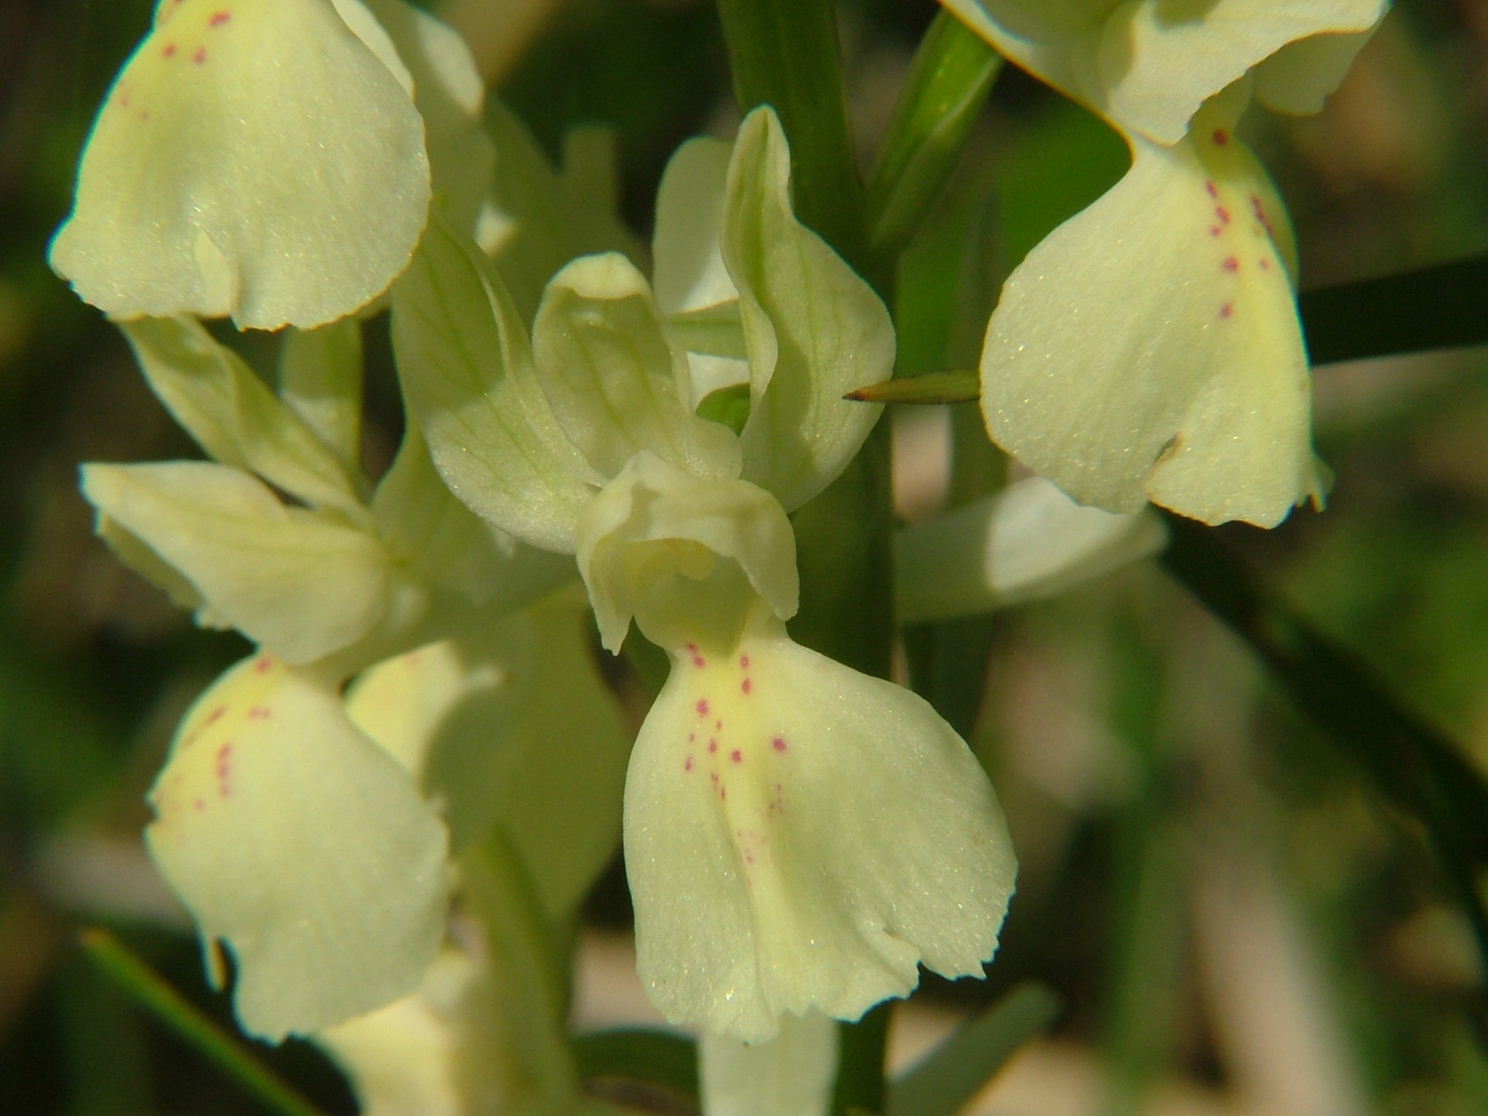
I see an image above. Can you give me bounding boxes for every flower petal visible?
[940,0,1387,143]
[895,476,1167,623]
[700,1010,838,1116]
[317,947,502,1116]
[533,253,743,482]
[979,125,1324,526]
[49,0,430,329]
[359,0,494,242]
[145,654,450,1040]
[119,315,365,519]
[626,614,1016,1042]
[1096,0,1388,143]
[724,108,892,511]
[346,600,629,921]
[575,452,798,653]
[392,214,601,553]
[81,461,404,663]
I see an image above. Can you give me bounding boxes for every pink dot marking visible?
[684,755,694,772]
[1212,129,1229,146]
[730,748,743,764]
[1250,195,1274,235]
[215,742,234,795]
[1219,302,1234,319]
[1259,258,1272,271]
[209,10,231,25]
[739,654,750,669]
[254,656,272,674]
[708,739,718,754]
[247,705,271,719]
[741,678,752,694]
[162,42,177,57]
[1215,206,1231,225]
[205,705,225,724]
[1204,180,1219,198]
[192,46,207,64]
[1222,256,1239,272]
[772,736,787,752]
[685,643,706,668]
[696,698,709,717]
[1209,226,1222,237]
[193,797,206,813]
[687,732,695,743]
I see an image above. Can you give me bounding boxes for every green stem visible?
[716,0,895,1106]
[78,928,327,1116]
[715,0,866,276]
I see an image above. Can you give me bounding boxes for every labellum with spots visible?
[939,0,1389,527]
[578,453,1017,1042]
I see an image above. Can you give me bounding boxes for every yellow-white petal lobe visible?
[346,601,629,922]
[700,1010,838,1116]
[145,654,450,1040]
[1252,25,1384,117]
[120,315,366,520]
[1095,0,1389,144]
[980,124,1324,527]
[895,476,1168,624]
[533,253,743,482]
[81,461,409,663]
[49,0,430,329]
[725,108,892,511]
[576,452,799,654]
[654,137,736,318]
[939,0,1387,144]
[358,0,494,242]
[318,947,501,1116]
[392,214,600,554]
[625,612,1017,1043]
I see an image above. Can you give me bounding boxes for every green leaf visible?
[864,10,1002,267]
[1160,515,1488,985]
[80,928,327,1116]
[1301,253,1488,365]
[886,983,1060,1116]
[573,1028,699,1104]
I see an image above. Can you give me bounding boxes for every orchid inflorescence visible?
[52,0,1386,1111]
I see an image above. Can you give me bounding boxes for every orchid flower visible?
[80,315,574,1039]
[939,0,1389,526]
[316,601,631,1115]
[393,106,1018,1042]
[48,0,491,330]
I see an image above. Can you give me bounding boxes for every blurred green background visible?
[2,1,1487,1112]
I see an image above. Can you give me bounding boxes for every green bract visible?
[940,0,1388,526]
